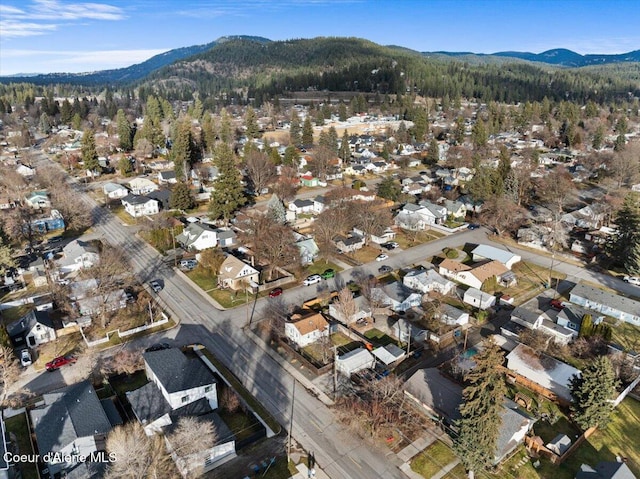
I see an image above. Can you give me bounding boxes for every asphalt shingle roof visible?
[143,348,216,394]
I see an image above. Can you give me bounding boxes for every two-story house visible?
[57,240,100,273]
[176,223,235,251]
[217,255,259,291]
[7,309,56,347]
[284,311,329,348]
[121,194,160,217]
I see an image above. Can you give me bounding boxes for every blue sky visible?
[1,0,639,75]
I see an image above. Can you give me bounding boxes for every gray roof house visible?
[176,223,220,251]
[575,461,637,479]
[30,381,120,479]
[556,304,589,337]
[7,309,56,347]
[403,269,455,295]
[569,283,640,326]
[127,348,218,435]
[510,306,544,330]
[295,238,320,265]
[404,368,535,464]
[57,240,100,273]
[335,348,375,376]
[471,244,521,270]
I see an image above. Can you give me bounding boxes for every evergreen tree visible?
[376,176,402,201]
[81,129,100,173]
[338,102,348,122]
[118,156,134,176]
[289,111,301,146]
[570,356,619,431]
[453,339,507,477]
[471,119,487,149]
[454,116,465,145]
[244,106,260,139]
[302,117,314,147]
[72,113,82,130]
[208,144,246,223]
[283,145,299,167]
[60,99,73,124]
[116,109,133,151]
[39,113,51,134]
[219,108,233,144]
[201,115,217,155]
[592,124,604,150]
[170,182,196,210]
[339,130,351,162]
[425,138,439,164]
[266,194,286,223]
[269,147,282,165]
[172,120,193,181]
[614,133,626,152]
[580,314,593,337]
[609,192,640,274]
[412,107,428,142]
[327,126,339,154]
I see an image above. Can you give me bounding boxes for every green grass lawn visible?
[218,408,264,441]
[0,304,34,325]
[411,440,458,478]
[607,318,640,353]
[364,327,400,347]
[109,370,149,398]
[305,261,342,276]
[186,267,218,291]
[4,413,39,479]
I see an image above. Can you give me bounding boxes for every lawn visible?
[305,261,342,276]
[218,408,265,442]
[186,267,218,292]
[502,261,566,305]
[4,413,39,479]
[395,229,445,249]
[606,319,640,353]
[349,245,384,264]
[110,205,137,225]
[330,332,355,347]
[411,439,458,478]
[109,369,149,398]
[364,328,400,347]
[0,304,34,325]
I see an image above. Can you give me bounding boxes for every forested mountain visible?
[0,35,271,85]
[144,37,640,105]
[431,48,640,67]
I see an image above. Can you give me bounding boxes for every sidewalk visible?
[291,462,332,479]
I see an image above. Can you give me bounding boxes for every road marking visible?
[348,455,362,468]
[310,418,323,432]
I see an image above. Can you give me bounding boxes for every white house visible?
[463,287,496,310]
[7,309,56,347]
[16,164,36,178]
[288,198,315,214]
[76,289,127,317]
[392,318,427,343]
[127,177,158,195]
[569,283,640,326]
[370,282,423,313]
[217,255,259,291]
[440,304,470,326]
[176,223,220,251]
[439,259,510,290]
[336,348,375,376]
[121,194,160,217]
[403,269,455,295]
[127,348,218,435]
[102,182,129,199]
[30,381,119,479]
[328,295,371,324]
[295,238,319,265]
[471,244,521,270]
[284,312,329,348]
[25,191,51,209]
[158,170,177,184]
[57,240,100,273]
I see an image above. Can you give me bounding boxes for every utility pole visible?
[333,345,338,398]
[170,226,177,268]
[287,380,296,462]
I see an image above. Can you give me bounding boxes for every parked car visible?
[467,223,481,230]
[321,269,335,279]
[45,355,77,371]
[145,342,171,352]
[378,265,393,274]
[623,275,640,286]
[303,274,322,286]
[375,253,389,262]
[20,349,32,367]
[149,280,162,293]
[381,242,399,250]
[550,299,568,310]
[268,287,283,298]
[180,259,198,270]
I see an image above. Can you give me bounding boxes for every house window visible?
[205,386,212,393]
[181,395,189,403]
[569,322,577,330]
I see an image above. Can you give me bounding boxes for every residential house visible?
[329,295,371,324]
[29,257,48,288]
[392,318,427,343]
[76,289,127,317]
[191,165,219,182]
[25,191,51,209]
[102,182,129,199]
[394,201,447,230]
[575,461,637,479]
[288,198,315,214]
[127,348,218,435]
[0,195,17,210]
[300,175,319,187]
[284,311,329,348]
[158,170,177,184]
[7,309,56,347]
[556,304,589,338]
[539,319,574,346]
[30,381,121,479]
[404,369,535,464]
[511,307,544,330]
[147,189,171,210]
[443,199,467,220]
[403,269,455,295]
[313,196,326,214]
[176,223,221,251]
[569,283,640,326]
[471,244,521,270]
[295,238,319,265]
[57,240,100,273]
[217,255,259,291]
[440,304,470,326]
[16,164,36,178]
[439,258,510,290]
[371,281,422,313]
[121,194,160,217]
[69,278,99,300]
[336,347,375,376]
[463,287,496,310]
[127,177,158,195]
[334,233,365,253]
[505,343,581,402]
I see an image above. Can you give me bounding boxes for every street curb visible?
[173,267,228,311]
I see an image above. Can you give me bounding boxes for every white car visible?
[20,349,32,367]
[375,253,389,262]
[303,274,322,286]
[623,275,640,286]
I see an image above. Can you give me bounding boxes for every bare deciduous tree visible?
[0,345,20,405]
[106,349,143,375]
[244,149,277,194]
[167,417,217,479]
[331,287,358,324]
[271,166,299,202]
[479,195,527,236]
[219,386,242,413]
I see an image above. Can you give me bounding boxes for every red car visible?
[550,299,565,310]
[268,287,283,298]
[46,355,77,372]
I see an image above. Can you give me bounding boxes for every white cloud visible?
[0,0,124,38]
